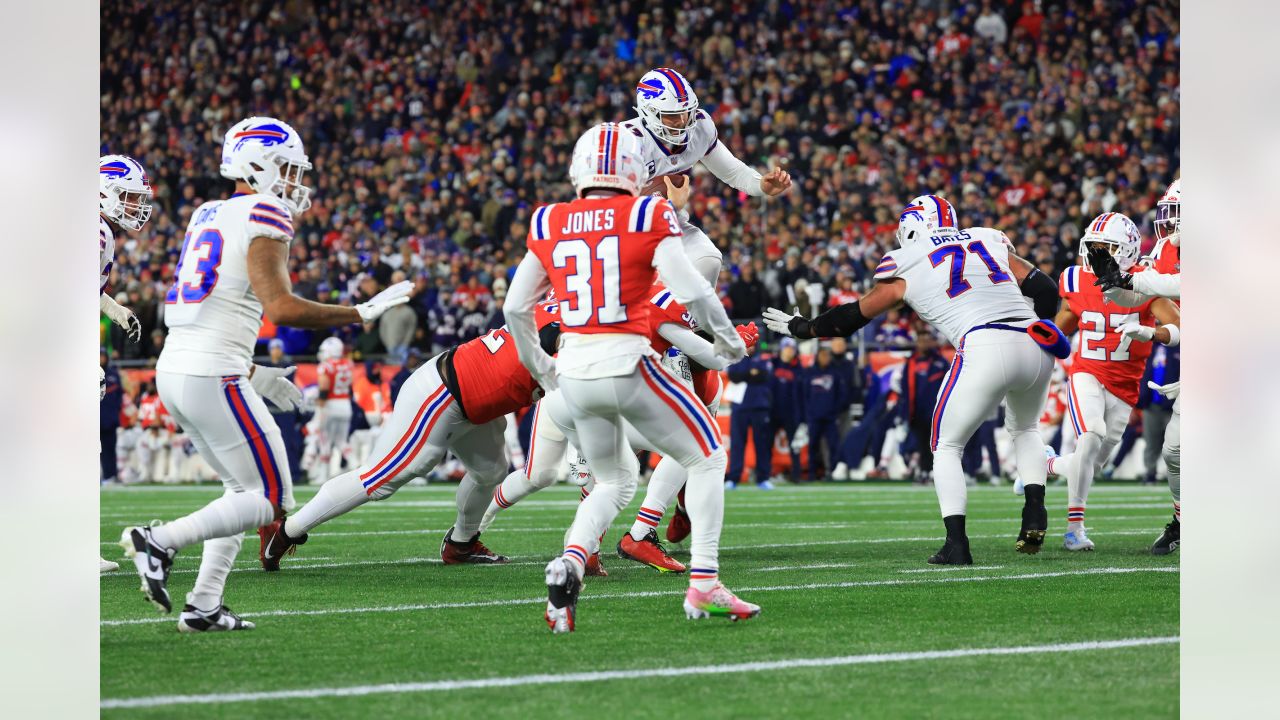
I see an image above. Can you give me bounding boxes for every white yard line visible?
[754,562,859,572]
[898,565,1006,573]
[100,635,1178,709]
[101,566,1177,628]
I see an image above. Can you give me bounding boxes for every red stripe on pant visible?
[640,358,718,455]
[225,380,281,506]
[365,395,454,495]
[361,384,446,483]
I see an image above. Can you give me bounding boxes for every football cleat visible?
[617,530,686,573]
[440,527,509,564]
[585,552,608,577]
[684,583,760,621]
[99,557,119,574]
[177,604,255,633]
[544,556,582,633]
[757,479,775,491]
[1015,528,1046,554]
[1063,528,1095,551]
[119,526,176,612]
[1151,518,1180,556]
[1012,474,1025,496]
[666,505,691,544]
[927,538,973,565]
[1016,494,1048,554]
[258,518,307,572]
[724,480,738,490]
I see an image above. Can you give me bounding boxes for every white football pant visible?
[1055,371,1131,526]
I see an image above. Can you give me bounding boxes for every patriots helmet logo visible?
[232,123,290,151]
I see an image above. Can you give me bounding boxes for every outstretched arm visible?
[653,236,745,362]
[248,238,410,328]
[700,141,791,197]
[763,279,905,339]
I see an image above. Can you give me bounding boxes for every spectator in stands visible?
[901,332,949,483]
[100,348,122,484]
[801,345,850,481]
[769,338,805,483]
[727,263,768,320]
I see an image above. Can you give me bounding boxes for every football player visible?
[1094,180,1182,554]
[625,68,792,283]
[118,117,411,631]
[505,122,753,632]
[1048,211,1180,551]
[99,154,153,573]
[312,336,354,484]
[764,195,1068,564]
[259,298,567,570]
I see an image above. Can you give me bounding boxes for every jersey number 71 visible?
[929,240,1012,299]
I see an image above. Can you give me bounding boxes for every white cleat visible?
[177,604,255,633]
[831,462,849,481]
[99,557,120,574]
[1063,528,1095,552]
[1012,474,1025,496]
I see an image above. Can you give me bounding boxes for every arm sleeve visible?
[658,323,728,371]
[792,300,872,339]
[700,141,764,197]
[653,235,738,344]
[538,322,561,356]
[1130,270,1181,300]
[1020,268,1060,319]
[505,253,556,380]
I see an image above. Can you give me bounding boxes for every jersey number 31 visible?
[552,235,627,326]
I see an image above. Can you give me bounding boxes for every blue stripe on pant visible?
[726,408,772,485]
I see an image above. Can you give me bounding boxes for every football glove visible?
[1118,321,1155,343]
[1094,265,1134,292]
[1147,380,1180,401]
[736,322,760,355]
[101,293,141,342]
[762,306,810,338]
[355,280,414,322]
[250,364,303,412]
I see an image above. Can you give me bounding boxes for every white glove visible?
[355,280,414,322]
[762,306,801,336]
[98,366,106,401]
[713,332,748,364]
[1147,380,1180,401]
[250,364,303,412]
[1118,321,1155,342]
[791,423,809,451]
[101,293,141,342]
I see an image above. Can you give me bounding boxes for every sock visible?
[150,490,275,551]
[629,456,686,541]
[684,454,726,592]
[1067,507,1085,530]
[454,472,498,540]
[932,445,968,518]
[1022,483,1047,530]
[284,469,369,537]
[1066,432,1102,532]
[629,507,663,541]
[480,470,538,533]
[562,545,588,579]
[1173,502,1180,523]
[943,514,967,543]
[186,533,243,611]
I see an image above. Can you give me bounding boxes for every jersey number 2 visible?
[552,235,627,326]
[165,229,224,304]
[928,241,1012,298]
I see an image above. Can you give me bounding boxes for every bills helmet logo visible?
[99,161,130,179]
[637,79,664,100]
[232,123,290,151]
[899,205,926,223]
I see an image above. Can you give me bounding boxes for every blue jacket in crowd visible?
[770,355,804,422]
[800,360,849,421]
[902,349,950,422]
[727,354,773,413]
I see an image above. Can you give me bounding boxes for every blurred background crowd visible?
[100,0,1179,485]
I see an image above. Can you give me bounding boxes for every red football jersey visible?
[1059,265,1155,406]
[1145,238,1181,305]
[319,358,354,400]
[451,299,560,424]
[527,194,680,337]
[646,283,719,407]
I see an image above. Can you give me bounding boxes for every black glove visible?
[1093,265,1133,292]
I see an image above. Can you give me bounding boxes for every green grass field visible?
[100,482,1179,718]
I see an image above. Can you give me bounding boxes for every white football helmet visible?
[99,155,153,231]
[635,68,700,146]
[318,337,345,361]
[1154,178,1180,247]
[220,117,313,215]
[895,210,932,248]
[1080,212,1141,273]
[568,123,648,197]
[898,194,961,244]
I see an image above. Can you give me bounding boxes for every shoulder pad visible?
[246,197,295,241]
[530,203,557,241]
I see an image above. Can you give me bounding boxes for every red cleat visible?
[666,505,691,544]
[617,530,686,573]
[440,527,509,564]
[259,518,307,572]
[585,552,608,577]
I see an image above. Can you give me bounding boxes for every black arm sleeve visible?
[538,322,561,356]
[1020,268,1059,320]
[790,301,871,339]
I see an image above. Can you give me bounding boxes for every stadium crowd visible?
[100,0,1180,365]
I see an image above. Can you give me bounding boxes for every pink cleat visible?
[683,583,760,622]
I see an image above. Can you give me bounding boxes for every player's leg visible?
[1153,396,1181,554]
[1057,373,1111,550]
[928,341,1005,564]
[619,453,689,572]
[442,418,511,563]
[630,357,758,620]
[1002,343,1055,553]
[479,399,569,533]
[679,220,723,286]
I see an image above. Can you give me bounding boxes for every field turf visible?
[100,482,1178,718]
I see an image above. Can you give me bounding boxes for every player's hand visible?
[103,300,142,342]
[760,166,792,196]
[736,322,760,355]
[250,364,303,412]
[1147,380,1180,400]
[356,280,414,322]
[714,331,748,364]
[663,175,692,212]
[1094,265,1133,292]
[763,306,814,338]
[98,365,106,401]
[1118,321,1155,342]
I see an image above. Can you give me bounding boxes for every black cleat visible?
[177,604,255,633]
[544,557,583,633]
[1151,518,1180,556]
[259,518,307,572]
[1016,487,1049,554]
[119,526,176,613]
[927,537,974,565]
[441,527,509,564]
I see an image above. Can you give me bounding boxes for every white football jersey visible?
[99,217,115,293]
[157,193,295,376]
[620,111,720,179]
[874,227,1034,346]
